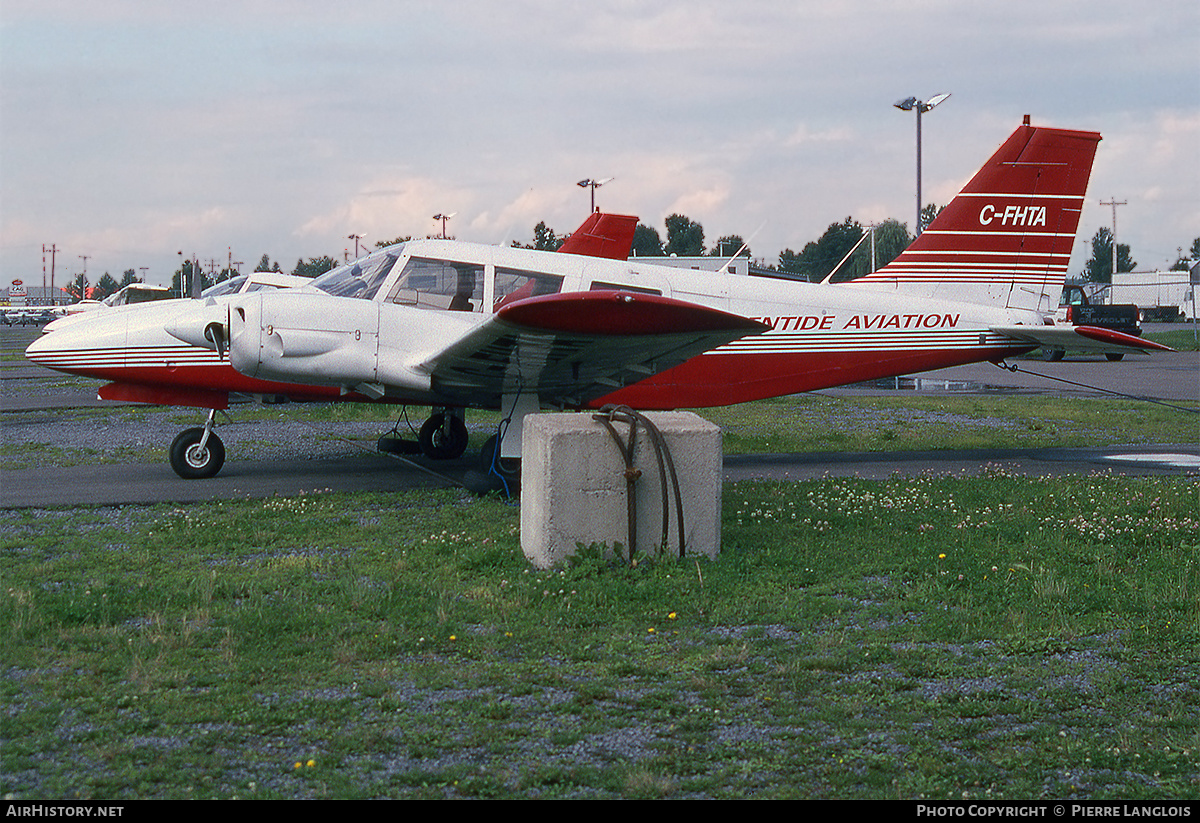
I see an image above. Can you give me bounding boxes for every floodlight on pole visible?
[894,93,950,235]
[432,213,456,239]
[347,233,366,258]
[577,177,613,213]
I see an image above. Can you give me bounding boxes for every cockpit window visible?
[494,267,564,309]
[201,276,248,298]
[589,280,661,296]
[103,285,175,306]
[312,247,403,300]
[387,257,485,312]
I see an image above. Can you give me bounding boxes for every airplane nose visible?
[24,331,55,363]
[25,326,84,371]
[24,313,126,375]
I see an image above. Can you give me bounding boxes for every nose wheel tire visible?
[169,427,226,479]
[418,413,469,460]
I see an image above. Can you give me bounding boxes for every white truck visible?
[1109,270,1198,321]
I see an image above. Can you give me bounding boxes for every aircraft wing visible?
[423,290,769,407]
[990,324,1175,355]
[219,289,768,407]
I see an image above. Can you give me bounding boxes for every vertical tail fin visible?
[851,120,1102,316]
[557,213,639,260]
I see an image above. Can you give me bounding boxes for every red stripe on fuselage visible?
[593,345,1033,409]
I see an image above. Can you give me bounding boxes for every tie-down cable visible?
[591,404,687,563]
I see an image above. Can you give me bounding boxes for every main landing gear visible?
[463,433,521,496]
[379,407,520,496]
[378,407,470,461]
[166,405,478,480]
[169,409,226,479]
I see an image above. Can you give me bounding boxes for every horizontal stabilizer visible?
[990,324,1175,355]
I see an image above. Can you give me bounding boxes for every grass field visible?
[1144,328,1200,352]
[3,468,1197,799]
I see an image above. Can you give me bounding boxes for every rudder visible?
[849,119,1102,317]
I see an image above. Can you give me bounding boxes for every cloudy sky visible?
[2,0,1197,291]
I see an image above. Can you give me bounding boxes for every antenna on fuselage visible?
[820,226,874,284]
[717,221,766,274]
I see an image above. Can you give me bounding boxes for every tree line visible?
[522,212,921,282]
[66,218,1198,302]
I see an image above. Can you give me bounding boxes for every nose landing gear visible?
[169,409,226,479]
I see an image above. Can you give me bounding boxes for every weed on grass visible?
[2,472,1197,799]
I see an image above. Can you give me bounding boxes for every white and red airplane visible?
[26,117,1172,482]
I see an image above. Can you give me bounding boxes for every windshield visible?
[103,285,174,306]
[202,276,248,298]
[312,246,404,300]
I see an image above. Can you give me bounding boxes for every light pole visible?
[894,93,950,235]
[1099,198,1126,282]
[348,233,366,258]
[432,214,455,239]
[577,178,613,213]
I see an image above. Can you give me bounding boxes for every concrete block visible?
[521,411,721,569]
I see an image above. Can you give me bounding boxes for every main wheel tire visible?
[1105,352,1125,362]
[1042,348,1065,362]
[169,428,226,479]
[466,434,520,496]
[479,434,521,476]
[418,414,469,460]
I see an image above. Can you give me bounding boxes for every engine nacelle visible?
[225,291,471,397]
[165,299,229,353]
